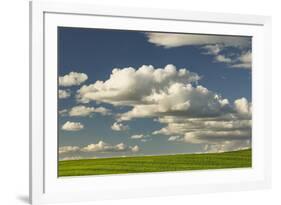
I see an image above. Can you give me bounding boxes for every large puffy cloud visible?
[77,64,200,105]
[61,121,84,131]
[148,95,251,153]
[59,72,88,87]
[153,115,251,136]
[77,64,230,121]
[146,32,250,48]
[118,84,231,121]
[68,105,111,117]
[77,64,251,152]
[152,111,251,152]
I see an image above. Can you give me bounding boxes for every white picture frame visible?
[30,1,272,204]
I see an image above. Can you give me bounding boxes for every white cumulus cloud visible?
[77,64,200,105]
[94,107,112,116]
[68,105,111,117]
[153,113,251,152]
[69,105,95,117]
[62,121,84,131]
[59,89,71,99]
[234,97,251,115]
[59,72,88,87]
[76,64,251,152]
[80,141,140,153]
[111,122,129,131]
[215,54,233,63]
[59,146,80,154]
[59,142,140,156]
[118,84,231,121]
[131,145,140,152]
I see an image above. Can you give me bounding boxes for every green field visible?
[58,149,251,177]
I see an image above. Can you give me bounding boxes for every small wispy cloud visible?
[146,32,251,70]
[168,136,182,142]
[201,44,251,69]
[59,141,140,154]
[130,134,145,139]
[146,32,250,48]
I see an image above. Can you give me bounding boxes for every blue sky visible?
[58,27,252,160]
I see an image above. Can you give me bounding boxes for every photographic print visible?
[58,27,252,177]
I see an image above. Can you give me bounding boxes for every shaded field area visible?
[58,149,251,177]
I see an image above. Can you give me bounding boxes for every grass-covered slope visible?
[59,149,251,177]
